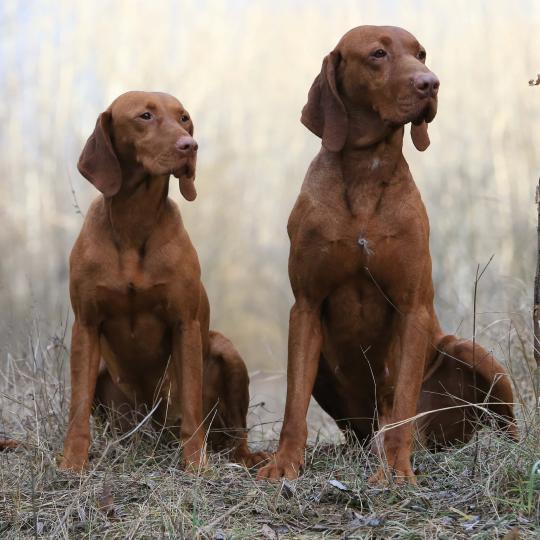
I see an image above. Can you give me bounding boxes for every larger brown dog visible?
[258,26,517,483]
[60,91,265,472]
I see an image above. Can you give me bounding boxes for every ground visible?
[0,339,539,539]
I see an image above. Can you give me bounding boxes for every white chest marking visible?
[370,157,381,170]
[358,237,374,256]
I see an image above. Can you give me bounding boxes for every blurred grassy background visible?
[0,0,539,376]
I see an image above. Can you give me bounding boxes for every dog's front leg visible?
[370,306,430,485]
[60,320,101,471]
[172,319,207,472]
[257,298,322,480]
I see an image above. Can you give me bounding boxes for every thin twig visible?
[66,166,84,218]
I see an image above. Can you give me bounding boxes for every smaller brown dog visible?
[60,91,266,472]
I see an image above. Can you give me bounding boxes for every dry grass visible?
[2,431,539,539]
[1,0,540,368]
[0,326,539,539]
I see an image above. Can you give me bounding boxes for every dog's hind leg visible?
[417,335,517,450]
[93,361,138,434]
[203,331,269,468]
[312,354,374,446]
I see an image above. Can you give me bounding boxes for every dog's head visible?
[301,26,439,152]
[78,91,198,200]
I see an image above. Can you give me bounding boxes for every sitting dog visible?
[257,26,517,483]
[60,91,266,472]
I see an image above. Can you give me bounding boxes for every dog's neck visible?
[106,170,170,251]
[339,125,407,213]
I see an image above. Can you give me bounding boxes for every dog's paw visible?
[58,455,88,472]
[256,452,304,481]
[368,464,417,486]
[181,445,208,475]
[237,450,271,469]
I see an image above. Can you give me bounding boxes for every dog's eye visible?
[181,114,190,123]
[139,112,153,120]
[372,49,387,58]
[417,50,426,61]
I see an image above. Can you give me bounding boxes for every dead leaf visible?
[280,479,296,499]
[344,508,364,528]
[449,506,474,520]
[502,527,520,540]
[462,516,480,531]
[328,479,348,491]
[365,516,382,527]
[98,483,115,517]
[261,524,277,539]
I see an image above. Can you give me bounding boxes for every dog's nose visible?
[413,73,440,97]
[175,136,198,153]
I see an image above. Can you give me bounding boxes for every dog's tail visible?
[417,334,518,448]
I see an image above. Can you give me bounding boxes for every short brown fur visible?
[258,26,517,483]
[60,91,266,472]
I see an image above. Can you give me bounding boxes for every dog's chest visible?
[295,196,409,262]
[289,188,425,296]
[94,250,172,319]
[330,211,405,277]
[96,279,169,318]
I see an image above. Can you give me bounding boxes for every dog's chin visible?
[411,99,437,125]
[141,157,195,180]
[385,99,438,128]
[172,162,195,180]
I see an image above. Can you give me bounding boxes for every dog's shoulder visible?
[288,150,345,240]
[70,196,107,258]
[68,197,114,292]
[301,149,342,195]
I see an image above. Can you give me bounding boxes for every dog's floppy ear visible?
[410,121,430,152]
[301,51,348,153]
[77,110,122,197]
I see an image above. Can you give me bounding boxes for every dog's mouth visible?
[172,162,195,180]
[172,160,197,202]
[412,98,437,125]
[381,96,437,128]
